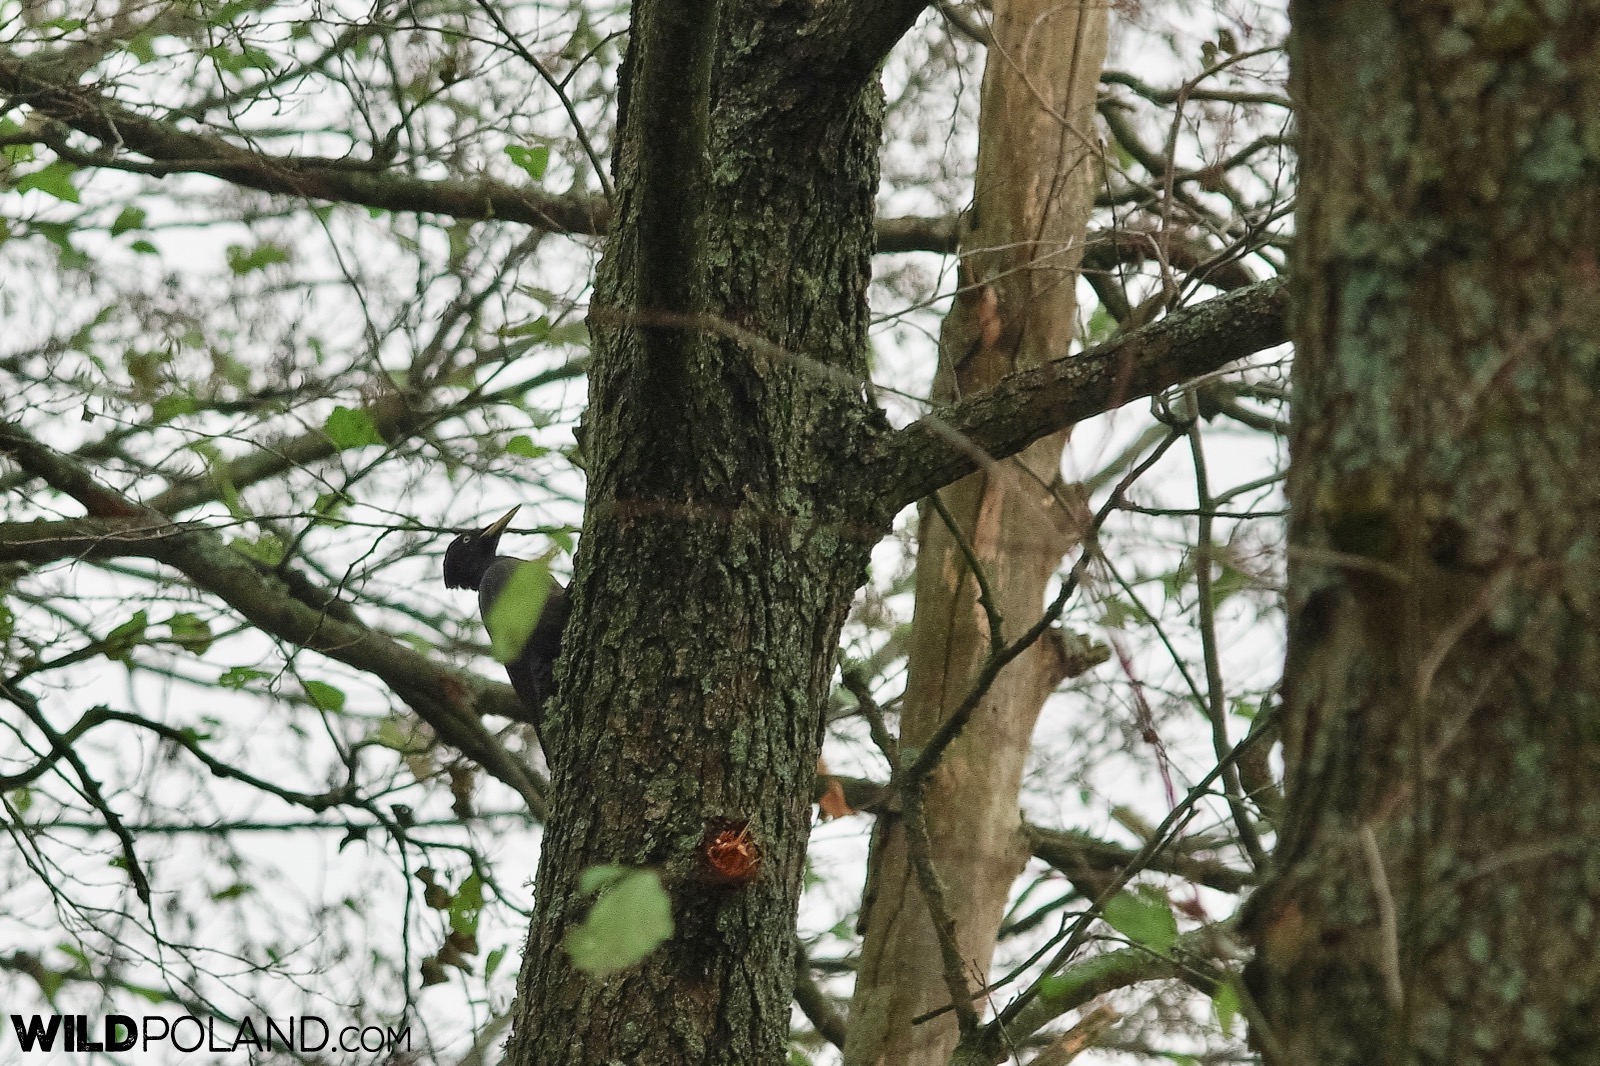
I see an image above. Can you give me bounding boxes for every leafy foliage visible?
[1102,888,1179,955]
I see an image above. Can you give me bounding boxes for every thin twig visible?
[1359,826,1404,1010]
[1186,403,1267,869]
[964,708,1279,1053]
[906,429,1187,787]
[471,0,614,202]
[901,783,982,1033]
[845,669,980,1032]
[1,683,152,905]
[928,490,1006,654]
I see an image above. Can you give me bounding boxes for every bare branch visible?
[1,682,152,904]
[793,939,849,1048]
[847,671,981,1033]
[0,420,548,816]
[871,277,1289,512]
[816,771,1254,893]
[0,52,604,231]
[0,51,965,253]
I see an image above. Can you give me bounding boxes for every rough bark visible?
[500,3,925,1064]
[1248,2,1600,1063]
[845,3,1108,1063]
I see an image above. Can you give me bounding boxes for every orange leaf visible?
[816,757,856,820]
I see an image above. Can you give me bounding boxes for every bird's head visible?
[442,506,520,591]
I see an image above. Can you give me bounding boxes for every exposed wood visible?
[845,2,1109,1062]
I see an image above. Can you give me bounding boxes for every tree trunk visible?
[501,6,923,1065]
[1249,2,1600,1063]
[846,4,1107,1063]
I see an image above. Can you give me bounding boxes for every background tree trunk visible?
[502,6,923,1064]
[846,4,1108,1063]
[1250,2,1600,1062]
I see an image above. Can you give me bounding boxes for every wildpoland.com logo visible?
[10,1013,412,1056]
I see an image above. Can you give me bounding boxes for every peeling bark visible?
[846,3,1109,1062]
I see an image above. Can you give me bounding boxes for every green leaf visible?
[485,558,552,665]
[1207,558,1251,610]
[125,982,169,1005]
[505,434,547,459]
[110,206,146,236]
[505,144,550,181]
[205,44,277,74]
[130,239,159,255]
[450,872,485,937]
[1102,888,1178,954]
[498,316,551,341]
[323,406,384,449]
[374,717,428,753]
[1212,978,1240,1037]
[484,945,508,980]
[240,45,278,70]
[151,392,199,423]
[563,867,673,977]
[1099,597,1133,629]
[1085,303,1118,345]
[165,613,213,655]
[312,491,352,525]
[210,882,253,902]
[225,242,290,274]
[218,666,270,689]
[303,680,346,713]
[187,441,245,518]
[229,534,284,565]
[33,966,64,1002]
[15,161,81,203]
[124,33,158,64]
[546,320,591,348]
[209,0,267,26]
[103,610,149,661]
[578,865,626,895]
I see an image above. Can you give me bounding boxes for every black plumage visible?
[443,506,570,740]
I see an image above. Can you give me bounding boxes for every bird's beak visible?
[483,505,521,539]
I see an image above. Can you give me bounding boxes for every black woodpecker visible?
[442,506,570,743]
